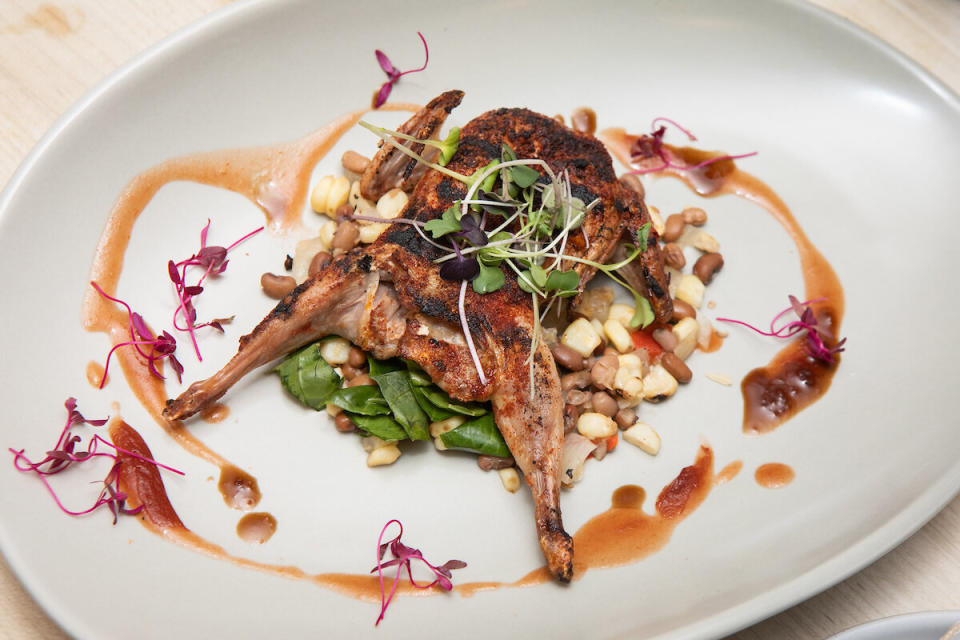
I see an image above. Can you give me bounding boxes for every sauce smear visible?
[755,463,795,488]
[600,129,844,433]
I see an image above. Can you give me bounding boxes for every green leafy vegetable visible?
[418,386,488,417]
[328,386,391,415]
[368,357,404,377]
[411,385,456,421]
[275,343,341,409]
[439,413,510,457]
[349,414,408,441]
[405,364,433,387]
[371,370,430,441]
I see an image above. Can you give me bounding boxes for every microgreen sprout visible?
[371,519,466,625]
[359,120,659,394]
[372,32,430,108]
[168,220,263,361]
[9,398,183,523]
[629,117,758,175]
[90,282,184,387]
[717,295,846,364]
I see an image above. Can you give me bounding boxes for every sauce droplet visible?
[611,485,645,509]
[236,512,277,544]
[218,465,261,511]
[755,463,795,489]
[85,361,107,388]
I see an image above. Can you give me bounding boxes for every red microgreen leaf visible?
[8,399,182,523]
[717,296,846,364]
[370,519,466,625]
[371,32,429,109]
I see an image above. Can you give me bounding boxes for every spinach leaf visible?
[348,414,408,441]
[411,385,456,422]
[368,356,404,377]
[405,363,433,387]
[418,386,488,417]
[328,385,391,416]
[275,343,341,410]
[439,413,510,457]
[371,370,430,441]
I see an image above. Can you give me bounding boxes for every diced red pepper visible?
[631,330,663,358]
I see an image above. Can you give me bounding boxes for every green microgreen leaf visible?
[472,264,505,294]
[510,164,539,189]
[438,127,460,167]
[637,222,651,253]
[529,264,548,288]
[478,160,499,193]
[544,269,579,293]
[500,143,517,162]
[423,204,462,238]
[630,293,656,329]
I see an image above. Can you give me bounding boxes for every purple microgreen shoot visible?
[372,32,430,108]
[9,398,183,523]
[371,519,466,625]
[717,296,846,363]
[629,117,757,175]
[455,213,488,247]
[439,241,480,281]
[169,221,263,361]
[90,282,185,387]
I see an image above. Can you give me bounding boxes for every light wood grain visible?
[1,2,958,638]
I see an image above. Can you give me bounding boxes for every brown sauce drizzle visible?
[200,402,230,423]
[755,463,795,488]
[460,445,716,595]
[717,460,743,485]
[85,361,106,388]
[80,103,415,479]
[236,513,277,544]
[85,107,735,610]
[218,465,261,511]
[600,129,845,434]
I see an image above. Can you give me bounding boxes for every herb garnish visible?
[372,32,430,108]
[8,398,183,523]
[717,296,846,364]
[372,519,466,625]
[90,282,184,387]
[629,117,758,174]
[358,123,660,394]
[168,220,263,361]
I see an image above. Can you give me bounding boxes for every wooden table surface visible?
[1,1,958,638]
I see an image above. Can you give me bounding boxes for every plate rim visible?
[1,1,959,638]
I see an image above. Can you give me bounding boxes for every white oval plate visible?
[2,1,960,638]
